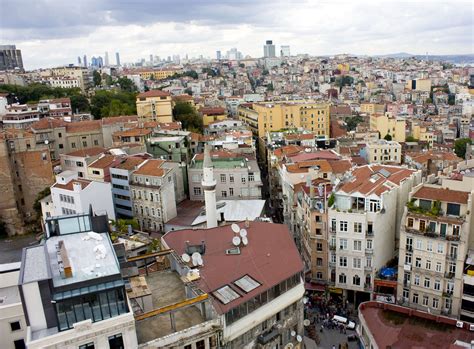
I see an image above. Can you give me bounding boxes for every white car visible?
[332,315,356,330]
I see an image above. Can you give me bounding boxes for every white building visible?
[328,165,421,304]
[0,262,27,349]
[48,170,116,220]
[363,140,402,164]
[20,213,137,349]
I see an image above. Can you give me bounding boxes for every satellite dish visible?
[197,256,203,266]
[296,335,302,343]
[320,209,324,214]
[44,139,49,145]
[291,330,296,337]
[303,319,311,326]
[303,297,308,304]
[181,253,191,263]
[239,229,247,238]
[231,223,240,233]
[192,258,198,266]
[232,236,241,246]
[192,252,201,260]
[242,236,248,245]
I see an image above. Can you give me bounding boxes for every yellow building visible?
[360,103,385,115]
[238,101,330,138]
[405,78,431,92]
[136,90,173,123]
[412,124,434,147]
[199,107,227,126]
[135,69,178,80]
[370,113,406,142]
[337,63,350,73]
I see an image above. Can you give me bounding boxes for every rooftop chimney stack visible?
[202,144,218,229]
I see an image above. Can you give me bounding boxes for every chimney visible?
[220,211,225,223]
[72,182,82,192]
[245,218,250,228]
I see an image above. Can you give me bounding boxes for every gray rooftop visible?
[192,200,266,226]
[21,245,50,284]
[0,286,21,306]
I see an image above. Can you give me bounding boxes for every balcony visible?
[405,227,461,242]
[444,272,455,279]
[365,248,373,255]
[329,244,336,251]
[364,265,373,272]
[447,254,457,261]
[364,283,373,292]
[406,245,413,252]
[329,261,336,267]
[443,291,453,298]
[366,231,374,237]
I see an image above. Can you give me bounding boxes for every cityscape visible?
[0,1,474,349]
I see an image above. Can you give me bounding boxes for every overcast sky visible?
[1,0,472,70]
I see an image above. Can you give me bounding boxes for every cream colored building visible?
[370,113,406,142]
[405,78,432,92]
[412,124,434,147]
[360,103,385,115]
[397,183,473,318]
[50,66,91,91]
[364,140,402,164]
[136,90,173,123]
[238,101,330,138]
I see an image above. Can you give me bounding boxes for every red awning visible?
[305,282,326,292]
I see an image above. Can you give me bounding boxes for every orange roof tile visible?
[133,159,166,177]
[413,186,469,205]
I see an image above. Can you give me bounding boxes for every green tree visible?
[184,88,193,96]
[384,134,392,141]
[344,114,364,131]
[117,77,137,92]
[425,97,433,104]
[0,83,81,103]
[266,83,274,92]
[405,135,418,142]
[454,138,472,159]
[173,101,203,133]
[70,94,90,113]
[239,63,245,68]
[90,90,137,119]
[93,71,102,86]
[33,187,51,226]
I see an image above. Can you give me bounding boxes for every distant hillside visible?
[377,53,474,64]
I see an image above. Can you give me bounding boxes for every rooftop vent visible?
[57,240,73,279]
[226,247,241,255]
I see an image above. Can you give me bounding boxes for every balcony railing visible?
[366,231,374,237]
[365,248,374,255]
[444,272,455,279]
[447,254,457,261]
[406,245,413,252]
[364,265,373,271]
[443,291,453,298]
[405,227,461,242]
[329,244,336,250]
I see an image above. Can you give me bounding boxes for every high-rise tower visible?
[202,144,217,228]
[263,40,276,58]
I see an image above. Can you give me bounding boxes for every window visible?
[354,222,362,233]
[234,275,260,293]
[436,262,442,272]
[426,260,431,270]
[366,240,373,249]
[92,170,100,175]
[419,220,426,231]
[241,176,246,184]
[339,273,347,284]
[432,298,439,309]
[445,298,452,310]
[448,262,456,274]
[196,340,206,349]
[59,143,64,149]
[316,243,323,251]
[414,274,420,286]
[213,285,240,304]
[434,279,440,291]
[229,188,234,196]
[353,275,360,286]
[424,277,430,288]
[415,258,421,268]
[405,253,412,265]
[229,174,234,183]
[108,334,124,349]
[427,241,433,252]
[221,190,227,198]
[14,340,25,349]
[248,173,255,182]
[71,142,76,148]
[10,321,21,331]
[366,256,372,267]
[446,203,460,216]
[453,225,460,236]
[412,293,419,304]
[353,240,362,251]
[194,187,202,196]
[79,343,95,349]
[423,295,429,306]
[437,243,444,254]
[94,140,99,146]
[220,174,226,183]
[353,258,361,269]
[316,258,323,266]
[339,239,348,250]
[416,239,423,250]
[339,221,348,232]
[82,141,87,147]
[339,256,347,267]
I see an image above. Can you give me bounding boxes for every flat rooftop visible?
[135,270,205,344]
[0,286,21,306]
[46,232,120,288]
[360,302,474,348]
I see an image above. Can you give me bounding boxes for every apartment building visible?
[362,140,402,164]
[238,101,331,138]
[188,150,262,201]
[20,213,137,348]
[129,159,177,231]
[2,104,40,129]
[161,221,305,348]
[0,129,54,235]
[397,183,473,318]
[50,66,92,91]
[48,170,115,220]
[0,262,27,349]
[412,123,434,147]
[370,113,406,142]
[328,165,421,305]
[48,76,81,89]
[136,90,173,123]
[199,107,227,126]
[60,147,106,178]
[38,98,72,117]
[296,179,332,284]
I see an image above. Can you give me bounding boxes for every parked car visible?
[332,315,356,330]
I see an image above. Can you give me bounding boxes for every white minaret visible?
[202,144,218,228]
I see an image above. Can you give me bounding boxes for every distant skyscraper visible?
[226,48,242,60]
[0,45,24,71]
[77,56,82,66]
[83,54,87,67]
[216,50,221,60]
[115,52,120,66]
[149,54,153,64]
[280,45,290,57]
[104,51,109,66]
[263,40,276,58]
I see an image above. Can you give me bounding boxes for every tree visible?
[425,97,433,104]
[266,83,274,92]
[90,90,137,119]
[454,138,472,159]
[405,135,418,142]
[117,77,137,92]
[70,94,90,113]
[384,134,392,141]
[173,101,203,133]
[184,88,193,96]
[344,114,364,131]
[93,71,102,86]
[239,63,245,68]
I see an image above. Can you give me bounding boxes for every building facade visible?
[136,90,173,123]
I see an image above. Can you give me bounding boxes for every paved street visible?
[0,234,38,263]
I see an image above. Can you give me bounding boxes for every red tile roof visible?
[137,90,170,98]
[199,107,227,115]
[65,147,106,157]
[413,186,469,205]
[132,159,166,177]
[53,179,91,191]
[89,155,117,170]
[162,222,304,314]
[289,150,340,162]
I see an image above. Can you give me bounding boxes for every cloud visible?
[1,0,472,69]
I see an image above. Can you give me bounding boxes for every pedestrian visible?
[332,345,336,349]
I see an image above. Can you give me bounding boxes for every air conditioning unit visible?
[456,321,464,328]
[469,324,474,331]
